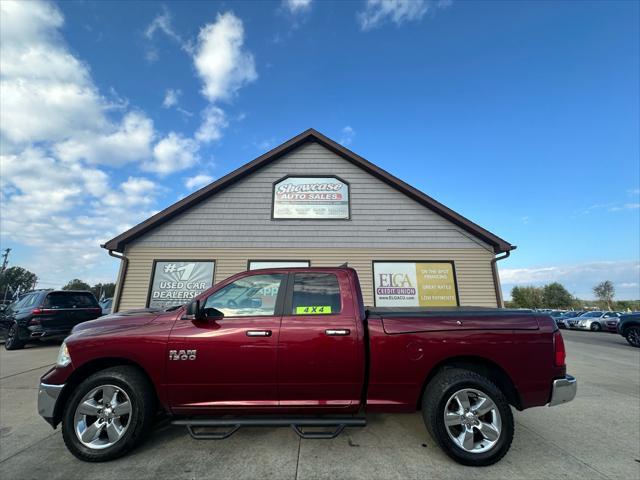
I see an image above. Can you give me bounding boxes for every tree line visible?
[507,280,639,311]
[0,266,115,302]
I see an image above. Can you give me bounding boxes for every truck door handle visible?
[325,329,350,336]
[246,330,272,337]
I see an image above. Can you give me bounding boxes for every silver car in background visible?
[567,311,621,331]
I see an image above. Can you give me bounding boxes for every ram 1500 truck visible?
[38,267,576,466]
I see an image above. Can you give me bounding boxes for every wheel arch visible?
[52,357,161,427]
[417,356,522,411]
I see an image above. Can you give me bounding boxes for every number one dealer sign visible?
[373,262,458,307]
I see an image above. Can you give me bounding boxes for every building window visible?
[291,273,341,315]
[372,261,459,307]
[248,260,310,270]
[204,274,285,317]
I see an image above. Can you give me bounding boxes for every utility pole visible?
[1,248,11,304]
[1,248,10,273]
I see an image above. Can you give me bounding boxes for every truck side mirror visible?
[203,307,224,321]
[184,299,205,321]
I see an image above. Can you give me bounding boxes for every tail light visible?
[553,330,566,367]
[32,308,56,315]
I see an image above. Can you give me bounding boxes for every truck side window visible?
[291,273,341,315]
[204,274,284,317]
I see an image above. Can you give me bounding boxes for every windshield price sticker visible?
[296,306,332,315]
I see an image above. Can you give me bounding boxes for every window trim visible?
[203,272,289,319]
[247,260,310,270]
[371,260,460,307]
[284,272,343,317]
[146,259,216,309]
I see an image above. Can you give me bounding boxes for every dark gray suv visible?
[0,290,102,350]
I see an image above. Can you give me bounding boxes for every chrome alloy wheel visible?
[444,388,502,453]
[74,384,132,449]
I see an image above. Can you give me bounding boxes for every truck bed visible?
[366,307,541,334]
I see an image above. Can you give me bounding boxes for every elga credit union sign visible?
[148,261,215,309]
[273,176,349,219]
[373,261,459,307]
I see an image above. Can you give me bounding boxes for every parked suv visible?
[0,290,102,350]
[617,313,640,347]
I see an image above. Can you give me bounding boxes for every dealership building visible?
[103,129,515,312]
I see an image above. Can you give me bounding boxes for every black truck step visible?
[172,417,367,440]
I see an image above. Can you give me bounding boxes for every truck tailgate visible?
[368,309,540,334]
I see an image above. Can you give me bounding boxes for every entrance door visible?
[277,271,365,409]
[166,273,286,413]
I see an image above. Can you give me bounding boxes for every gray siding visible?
[131,142,493,251]
[119,246,498,310]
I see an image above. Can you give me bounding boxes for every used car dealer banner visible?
[148,261,215,309]
[373,261,458,307]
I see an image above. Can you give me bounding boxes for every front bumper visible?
[549,375,577,406]
[37,382,65,427]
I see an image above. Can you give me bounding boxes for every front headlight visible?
[56,342,71,367]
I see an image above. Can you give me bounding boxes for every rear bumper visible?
[548,375,577,406]
[27,325,70,339]
[38,382,65,427]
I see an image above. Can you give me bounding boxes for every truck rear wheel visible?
[61,366,156,462]
[422,368,514,466]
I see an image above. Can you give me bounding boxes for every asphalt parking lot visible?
[1,329,638,480]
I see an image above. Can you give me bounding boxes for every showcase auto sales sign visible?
[273,177,349,219]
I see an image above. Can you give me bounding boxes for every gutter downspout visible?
[490,247,515,308]
[107,249,128,313]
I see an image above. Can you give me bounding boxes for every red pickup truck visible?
[38,267,576,466]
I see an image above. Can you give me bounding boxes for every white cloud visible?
[0,2,257,287]
[163,88,181,108]
[101,176,156,209]
[54,112,155,166]
[145,132,199,175]
[358,0,451,31]
[500,260,640,300]
[339,126,356,146]
[195,106,228,143]
[609,203,640,212]
[193,12,257,102]
[144,6,192,59]
[0,1,107,148]
[185,174,214,190]
[0,1,164,287]
[282,0,312,14]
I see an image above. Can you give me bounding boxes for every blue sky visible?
[1,0,638,299]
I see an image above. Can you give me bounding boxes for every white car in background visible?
[567,311,621,332]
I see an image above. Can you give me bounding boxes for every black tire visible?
[422,368,514,466]
[4,323,25,350]
[590,322,602,332]
[624,326,640,348]
[61,366,156,462]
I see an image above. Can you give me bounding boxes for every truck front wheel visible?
[61,366,156,462]
[422,368,514,466]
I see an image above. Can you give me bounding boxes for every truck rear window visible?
[44,292,99,309]
[291,273,341,315]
